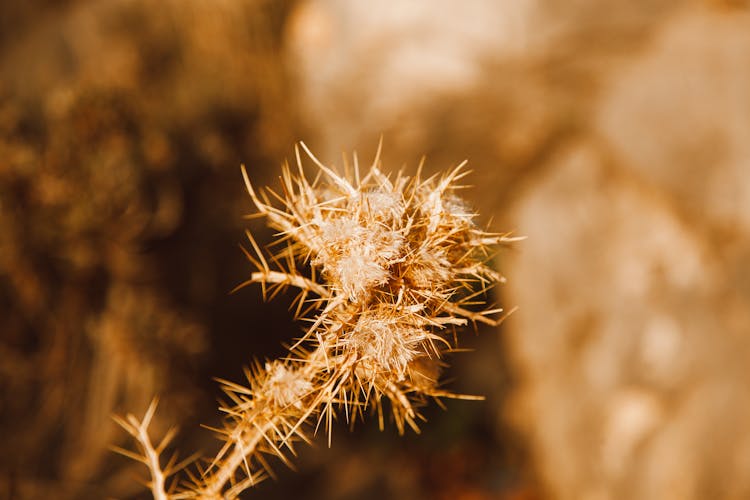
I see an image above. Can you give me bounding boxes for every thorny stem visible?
[114,142,515,499]
[199,420,273,498]
[139,426,170,500]
[200,339,357,499]
[112,400,171,500]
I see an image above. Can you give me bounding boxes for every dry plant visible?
[115,142,516,499]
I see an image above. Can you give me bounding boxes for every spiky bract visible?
[115,142,513,499]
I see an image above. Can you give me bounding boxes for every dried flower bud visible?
[262,361,313,409]
[115,142,516,500]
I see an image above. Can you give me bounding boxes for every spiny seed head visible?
[262,361,313,410]
[116,144,515,500]
[344,312,424,381]
[243,142,512,406]
[314,215,403,302]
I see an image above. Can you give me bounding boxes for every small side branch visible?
[112,400,171,500]
[441,303,502,326]
[233,271,330,299]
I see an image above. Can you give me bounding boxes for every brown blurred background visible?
[2,0,749,499]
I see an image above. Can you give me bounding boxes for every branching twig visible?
[115,142,516,499]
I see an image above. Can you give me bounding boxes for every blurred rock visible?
[502,142,750,499]
[286,1,750,499]
[506,4,750,499]
[598,5,750,236]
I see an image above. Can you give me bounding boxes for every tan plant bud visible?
[115,142,516,500]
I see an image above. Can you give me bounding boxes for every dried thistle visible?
[115,142,516,499]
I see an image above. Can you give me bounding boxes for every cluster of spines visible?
[115,142,515,499]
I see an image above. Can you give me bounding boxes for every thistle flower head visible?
[262,361,314,410]
[344,309,425,381]
[116,142,516,500]
[242,142,513,416]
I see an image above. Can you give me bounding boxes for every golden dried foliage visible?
[116,142,516,499]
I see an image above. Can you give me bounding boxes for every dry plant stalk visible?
[115,142,515,499]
